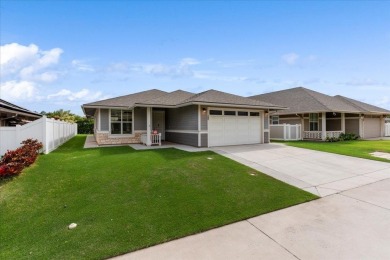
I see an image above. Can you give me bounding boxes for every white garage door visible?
[364,117,381,138]
[208,109,262,147]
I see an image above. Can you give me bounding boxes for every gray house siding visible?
[100,109,109,131]
[201,133,208,147]
[165,132,198,146]
[166,105,198,130]
[134,107,147,130]
[345,119,359,135]
[326,119,341,131]
[264,132,269,143]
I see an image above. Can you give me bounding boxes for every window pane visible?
[111,123,121,134]
[210,110,222,115]
[224,111,236,116]
[123,123,132,134]
[111,109,121,122]
[122,110,132,121]
[238,111,248,116]
[250,112,260,116]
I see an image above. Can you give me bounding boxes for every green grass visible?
[280,140,390,162]
[0,135,317,259]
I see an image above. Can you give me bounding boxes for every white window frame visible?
[109,108,134,136]
[309,113,319,131]
[270,115,279,125]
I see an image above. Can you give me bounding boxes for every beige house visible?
[251,87,390,140]
[82,89,285,147]
[0,99,42,127]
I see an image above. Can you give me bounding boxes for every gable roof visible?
[180,89,282,108]
[83,89,168,108]
[137,90,195,106]
[83,89,286,116]
[0,99,42,118]
[250,87,390,115]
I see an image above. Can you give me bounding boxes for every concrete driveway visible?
[112,144,390,260]
[213,143,390,197]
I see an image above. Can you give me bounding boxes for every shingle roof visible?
[137,90,195,106]
[83,89,168,108]
[0,99,42,118]
[180,89,284,108]
[334,95,390,113]
[83,89,285,111]
[250,87,390,115]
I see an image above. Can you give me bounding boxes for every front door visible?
[152,111,165,140]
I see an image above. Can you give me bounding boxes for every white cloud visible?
[109,58,200,78]
[0,80,37,100]
[72,59,95,72]
[282,52,299,65]
[47,88,109,102]
[0,43,63,82]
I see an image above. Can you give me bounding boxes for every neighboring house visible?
[0,99,42,127]
[82,89,285,147]
[250,87,390,140]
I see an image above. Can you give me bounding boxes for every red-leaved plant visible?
[0,139,43,178]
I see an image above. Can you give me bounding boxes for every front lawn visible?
[0,135,316,259]
[281,140,390,162]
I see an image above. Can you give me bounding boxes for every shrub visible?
[0,139,43,178]
[77,118,94,134]
[339,133,360,141]
[325,133,360,142]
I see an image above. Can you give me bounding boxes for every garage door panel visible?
[209,112,262,147]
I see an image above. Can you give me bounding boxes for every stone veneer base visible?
[95,131,144,145]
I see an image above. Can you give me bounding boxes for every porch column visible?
[380,115,384,137]
[146,107,152,146]
[359,114,364,138]
[321,112,326,141]
[341,113,345,133]
[300,114,304,140]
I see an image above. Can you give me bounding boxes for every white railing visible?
[385,123,390,136]
[141,133,161,146]
[270,124,302,141]
[303,131,344,139]
[0,116,77,156]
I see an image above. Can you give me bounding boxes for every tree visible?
[44,109,94,134]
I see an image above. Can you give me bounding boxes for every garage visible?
[208,109,262,147]
[364,117,381,138]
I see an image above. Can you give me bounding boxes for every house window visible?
[250,112,260,116]
[309,113,319,131]
[110,109,132,134]
[270,115,279,125]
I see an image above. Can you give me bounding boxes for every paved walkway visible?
[213,143,390,197]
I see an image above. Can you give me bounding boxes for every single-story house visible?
[250,87,390,140]
[82,89,285,147]
[0,99,42,127]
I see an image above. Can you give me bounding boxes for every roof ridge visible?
[301,87,333,111]
[334,95,370,112]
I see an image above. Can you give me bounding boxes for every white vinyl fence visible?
[270,124,302,141]
[385,123,390,137]
[0,116,77,156]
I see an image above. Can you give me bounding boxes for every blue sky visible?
[1,1,389,115]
